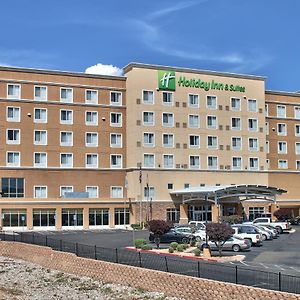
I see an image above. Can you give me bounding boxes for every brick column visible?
[179,204,188,224]
[56,207,62,230]
[83,207,89,230]
[27,208,33,230]
[211,204,219,222]
[0,208,2,228]
[270,203,278,220]
[109,207,115,228]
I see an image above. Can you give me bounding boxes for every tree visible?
[206,222,235,257]
[148,219,171,248]
[274,208,293,221]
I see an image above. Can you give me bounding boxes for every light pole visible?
[205,195,208,245]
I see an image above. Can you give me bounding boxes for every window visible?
[249,207,265,221]
[278,160,288,169]
[167,208,180,223]
[1,178,24,197]
[207,95,217,109]
[232,157,242,170]
[277,105,286,118]
[207,116,217,129]
[86,187,99,198]
[34,108,47,123]
[60,153,73,168]
[7,152,20,166]
[189,135,200,148]
[296,161,300,170]
[144,186,155,200]
[7,84,20,99]
[60,132,73,146]
[188,115,199,128]
[277,123,287,136]
[7,129,20,144]
[143,111,154,126]
[62,209,83,227]
[34,152,47,167]
[110,133,122,148]
[278,141,287,154]
[60,110,73,124]
[162,92,173,106]
[110,155,122,168]
[86,154,98,168]
[295,107,300,119]
[231,98,240,111]
[249,157,259,170]
[60,186,73,197]
[85,90,98,104]
[249,138,258,151]
[265,141,269,153]
[207,136,218,149]
[163,154,174,168]
[168,183,173,189]
[7,107,20,122]
[231,117,241,130]
[189,155,200,169]
[114,208,130,225]
[232,137,242,150]
[266,159,269,169]
[89,208,109,226]
[265,122,269,135]
[143,90,154,104]
[162,113,174,127]
[60,88,73,103]
[34,186,47,198]
[33,209,55,227]
[144,154,155,168]
[86,111,98,125]
[295,125,300,136]
[162,134,174,148]
[296,143,300,155]
[86,132,98,147]
[207,156,218,170]
[111,186,123,198]
[248,119,257,132]
[248,99,257,112]
[110,112,122,127]
[188,94,199,107]
[34,130,47,145]
[143,133,155,147]
[2,209,26,227]
[110,91,122,106]
[34,86,47,101]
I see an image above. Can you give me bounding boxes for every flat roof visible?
[123,62,266,81]
[265,90,300,97]
[0,65,126,81]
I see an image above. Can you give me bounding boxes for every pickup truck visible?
[244,217,291,234]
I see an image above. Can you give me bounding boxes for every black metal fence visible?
[0,231,299,294]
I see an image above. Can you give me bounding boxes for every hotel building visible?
[0,63,299,230]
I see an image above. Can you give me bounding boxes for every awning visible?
[170,184,287,204]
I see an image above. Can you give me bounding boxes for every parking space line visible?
[240,261,250,266]
[274,264,285,271]
[259,262,269,269]
[289,266,300,272]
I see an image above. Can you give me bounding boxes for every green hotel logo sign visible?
[158,70,246,93]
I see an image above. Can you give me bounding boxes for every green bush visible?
[141,244,153,250]
[190,240,196,247]
[131,224,143,230]
[177,244,184,252]
[134,239,147,249]
[168,247,174,253]
[194,248,201,256]
[182,243,189,250]
[170,242,178,250]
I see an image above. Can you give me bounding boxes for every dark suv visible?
[149,228,194,244]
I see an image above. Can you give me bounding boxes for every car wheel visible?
[276,226,283,234]
[195,236,202,242]
[232,244,240,252]
[182,237,189,244]
[261,234,267,241]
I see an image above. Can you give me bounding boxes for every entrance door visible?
[188,205,212,221]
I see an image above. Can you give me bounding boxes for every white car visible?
[174,226,206,242]
[231,225,263,246]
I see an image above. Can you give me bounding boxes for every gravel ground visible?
[0,256,184,300]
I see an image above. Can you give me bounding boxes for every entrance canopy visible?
[170,184,287,204]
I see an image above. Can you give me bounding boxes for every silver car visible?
[252,225,273,240]
[257,224,279,238]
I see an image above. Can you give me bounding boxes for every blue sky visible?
[0,0,299,91]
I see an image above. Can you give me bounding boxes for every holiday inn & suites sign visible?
[158,70,246,93]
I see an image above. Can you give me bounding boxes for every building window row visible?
[272,104,300,119]
[6,84,122,105]
[277,141,300,154]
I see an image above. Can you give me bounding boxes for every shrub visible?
[170,242,178,250]
[190,240,196,247]
[177,244,184,252]
[274,208,293,221]
[182,243,189,250]
[148,220,172,249]
[168,247,174,253]
[141,244,153,250]
[194,248,201,256]
[131,224,143,230]
[134,239,147,249]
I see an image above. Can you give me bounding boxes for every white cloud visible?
[85,63,123,76]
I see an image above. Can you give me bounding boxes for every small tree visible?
[206,222,234,257]
[148,219,171,248]
[274,208,293,221]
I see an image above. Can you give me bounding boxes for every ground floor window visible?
[114,208,129,225]
[89,208,109,226]
[249,207,265,221]
[188,205,212,221]
[1,178,24,197]
[62,209,83,226]
[166,208,180,223]
[2,209,26,227]
[33,209,55,227]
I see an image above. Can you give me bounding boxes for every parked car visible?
[231,224,263,246]
[174,226,206,242]
[288,216,300,225]
[188,221,207,230]
[245,217,291,234]
[149,228,194,244]
[251,225,273,240]
[256,224,279,238]
[197,236,251,252]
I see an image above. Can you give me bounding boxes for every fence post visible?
[3,232,5,241]
[60,239,63,251]
[278,272,281,291]
[45,236,48,247]
[75,243,78,256]
[32,233,35,244]
[165,256,169,272]
[94,245,97,260]
[197,261,201,278]
[138,251,142,268]
[235,266,238,284]
[115,248,119,263]
[20,232,23,242]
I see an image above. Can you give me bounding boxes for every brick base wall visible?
[0,242,299,300]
